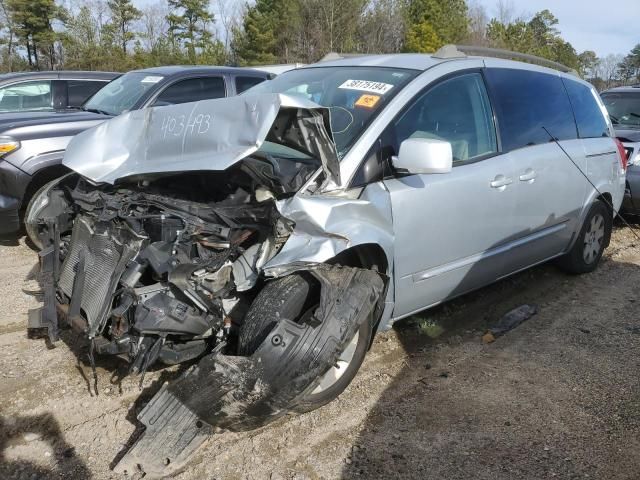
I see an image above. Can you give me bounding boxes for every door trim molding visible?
[409,221,568,283]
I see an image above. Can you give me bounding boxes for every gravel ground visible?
[0,227,639,480]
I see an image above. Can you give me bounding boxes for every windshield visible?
[602,92,640,128]
[247,66,418,155]
[83,72,163,116]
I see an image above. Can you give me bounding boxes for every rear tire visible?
[238,273,371,413]
[558,200,611,274]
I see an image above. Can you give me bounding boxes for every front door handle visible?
[519,168,537,182]
[490,175,513,189]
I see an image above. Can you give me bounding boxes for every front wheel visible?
[558,200,611,274]
[238,273,371,413]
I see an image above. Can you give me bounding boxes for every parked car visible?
[27,47,625,476]
[0,66,271,238]
[601,85,640,214]
[0,70,118,113]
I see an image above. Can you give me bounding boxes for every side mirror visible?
[392,137,453,174]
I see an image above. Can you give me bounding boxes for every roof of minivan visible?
[128,65,269,76]
[309,53,576,75]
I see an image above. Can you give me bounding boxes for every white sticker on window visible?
[338,79,394,94]
[141,76,164,84]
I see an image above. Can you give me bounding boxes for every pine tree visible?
[6,0,63,68]
[166,0,213,64]
[107,0,141,54]
[404,0,469,52]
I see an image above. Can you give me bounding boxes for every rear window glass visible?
[485,68,577,151]
[563,79,609,138]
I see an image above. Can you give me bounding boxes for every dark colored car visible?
[0,66,271,235]
[601,85,640,214]
[0,70,118,113]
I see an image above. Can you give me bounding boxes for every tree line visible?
[0,0,638,90]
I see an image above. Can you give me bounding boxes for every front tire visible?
[558,200,611,274]
[238,273,371,413]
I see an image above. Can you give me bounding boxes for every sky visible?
[476,0,638,57]
[133,0,639,58]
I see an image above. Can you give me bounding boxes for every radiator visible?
[58,216,142,336]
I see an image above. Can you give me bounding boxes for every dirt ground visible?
[1,226,639,480]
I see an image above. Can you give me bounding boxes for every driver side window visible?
[394,73,498,164]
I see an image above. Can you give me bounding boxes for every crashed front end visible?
[27,93,386,477]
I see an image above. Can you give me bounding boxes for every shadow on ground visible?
[0,413,91,480]
[341,250,640,479]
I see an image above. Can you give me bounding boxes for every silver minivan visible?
[28,47,626,475]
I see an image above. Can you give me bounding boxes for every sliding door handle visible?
[490,175,513,189]
[519,168,537,182]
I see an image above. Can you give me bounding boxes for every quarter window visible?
[153,76,226,106]
[563,79,609,139]
[485,68,577,151]
[394,73,498,164]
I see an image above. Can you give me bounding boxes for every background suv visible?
[0,66,271,236]
[0,71,118,113]
[601,85,640,213]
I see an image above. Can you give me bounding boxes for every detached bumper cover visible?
[113,265,385,477]
[0,160,30,234]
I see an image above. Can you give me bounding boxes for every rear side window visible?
[393,72,498,164]
[485,68,577,151]
[0,80,52,111]
[563,79,609,139]
[235,76,266,94]
[67,80,107,107]
[154,76,226,106]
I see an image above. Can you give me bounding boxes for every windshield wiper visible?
[82,107,112,116]
[609,114,620,125]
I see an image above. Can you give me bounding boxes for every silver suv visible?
[28,47,625,476]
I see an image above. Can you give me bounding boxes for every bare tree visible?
[597,53,625,89]
[213,0,242,52]
[138,1,168,52]
[467,0,488,46]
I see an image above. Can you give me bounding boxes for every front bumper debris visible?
[0,160,30,234]
[113,265,384,477]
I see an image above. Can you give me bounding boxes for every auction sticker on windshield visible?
[339,79,394,94]
[141,76,164,84]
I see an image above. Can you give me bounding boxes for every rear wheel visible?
[558,200,611,274]
[238,273,371,413]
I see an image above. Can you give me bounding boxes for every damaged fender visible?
[113,265,384,477]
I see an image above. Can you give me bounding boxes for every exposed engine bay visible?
[31,164,306,372]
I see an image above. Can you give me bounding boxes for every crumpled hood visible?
[63,93,340,185]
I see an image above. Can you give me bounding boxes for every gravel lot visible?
[1,226,639,480]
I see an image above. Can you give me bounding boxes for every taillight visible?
[615,138,628,171]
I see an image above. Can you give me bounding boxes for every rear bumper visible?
[0,160,30,234]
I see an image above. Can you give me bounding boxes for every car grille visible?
[58,216,142,335]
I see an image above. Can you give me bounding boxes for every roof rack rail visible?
[433,44,579,76]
